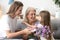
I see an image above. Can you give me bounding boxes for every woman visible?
[19,7,40,40]
[0,1,31,39]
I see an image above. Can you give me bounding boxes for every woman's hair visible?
[39,10,52,39]
[24,7,36,23]
[7,1,23,14]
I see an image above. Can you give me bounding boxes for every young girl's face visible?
[37,15,41,22]
[38,16,41,21]
[39,13,45,22]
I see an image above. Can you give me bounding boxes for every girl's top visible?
[35,23,51,38]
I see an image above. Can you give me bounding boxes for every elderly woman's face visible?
[27,10,36,22]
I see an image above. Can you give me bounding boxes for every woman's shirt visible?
[8,15,17,32]
[0,15,19,38]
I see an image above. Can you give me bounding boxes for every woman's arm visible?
[6,30,24,38]
[23,22,36,28]
[6,28,32,39]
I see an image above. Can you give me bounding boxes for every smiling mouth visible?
[31,17,35,19]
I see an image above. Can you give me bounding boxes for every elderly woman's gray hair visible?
[24,7,36,23]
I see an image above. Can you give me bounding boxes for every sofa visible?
[51,19,60,40]
[17,18,60,40]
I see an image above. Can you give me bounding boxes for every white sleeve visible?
[4,22,10,30]
[3,15,10,30]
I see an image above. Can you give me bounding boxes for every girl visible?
[37,10,52,40]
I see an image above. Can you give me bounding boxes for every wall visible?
[15,0,60,18]
[0,0,60,18]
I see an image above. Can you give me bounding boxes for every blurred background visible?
[0,0,60,19]
[0,0,60,39]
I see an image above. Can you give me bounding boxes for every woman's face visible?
[27,10,36,22]
[15,6,23,16]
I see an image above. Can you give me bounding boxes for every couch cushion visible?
[51,19,60,39]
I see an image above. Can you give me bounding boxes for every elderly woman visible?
[18,7,40,40]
